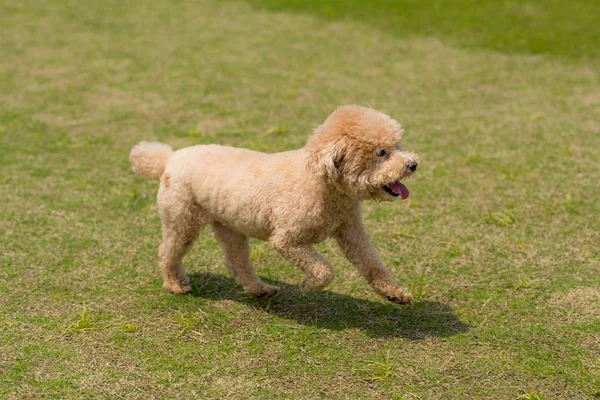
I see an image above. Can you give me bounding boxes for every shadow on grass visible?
[188,272,468,339]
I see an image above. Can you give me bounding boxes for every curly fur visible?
[129,141,173,180]
[130,105,419,304]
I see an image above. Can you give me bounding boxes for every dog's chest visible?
[307,221,339,243]
[294,204,351,243]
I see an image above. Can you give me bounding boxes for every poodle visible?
[130,105,419,304]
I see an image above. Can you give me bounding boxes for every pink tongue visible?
[388,182,409,199]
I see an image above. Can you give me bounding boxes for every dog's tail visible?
[129,141,173,181]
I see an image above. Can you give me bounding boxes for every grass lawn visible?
[1,0,599,398]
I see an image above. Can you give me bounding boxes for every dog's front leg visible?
[335,220,413,305]
[270,239,334,292]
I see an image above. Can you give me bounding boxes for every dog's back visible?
[137,144,308,239]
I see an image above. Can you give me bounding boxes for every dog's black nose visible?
[407,161,418,172]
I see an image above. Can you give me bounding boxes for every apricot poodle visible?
[130,105,419,304]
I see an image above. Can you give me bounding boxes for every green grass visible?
[1,0,599,399]
[243,0,600,59]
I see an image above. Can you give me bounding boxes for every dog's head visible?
[305,105,419,201]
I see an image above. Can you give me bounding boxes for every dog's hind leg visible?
[213,222,279,297]
[157,182,204,294]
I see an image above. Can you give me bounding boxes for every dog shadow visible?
[188,272,468,339]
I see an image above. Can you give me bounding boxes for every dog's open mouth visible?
[382,181,409,199]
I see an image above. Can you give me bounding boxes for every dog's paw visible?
[300,278,319,293]
[386,291,413,305]
[300,278,330,293]
[373,281,413,305]
[300,270,334,293]
[163,279,192,295]
[245,283,280,297]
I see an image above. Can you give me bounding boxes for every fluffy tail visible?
[129,141,173,180]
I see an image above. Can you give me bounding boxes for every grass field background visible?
[1,0,599,398]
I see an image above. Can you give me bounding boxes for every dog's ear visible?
[320,143,344,179]
[305,129,345,179]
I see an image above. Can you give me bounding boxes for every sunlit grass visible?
[0,0,598,398]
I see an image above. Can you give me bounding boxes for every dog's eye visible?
[376,149,387,157]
